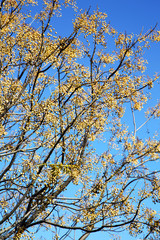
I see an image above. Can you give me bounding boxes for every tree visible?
[0,0,160,239]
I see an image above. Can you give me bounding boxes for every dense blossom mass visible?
[0,0,160,239]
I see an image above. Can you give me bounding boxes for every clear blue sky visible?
[54,0,160,73]
[33,1,160,239]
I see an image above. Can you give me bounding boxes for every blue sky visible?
[1,1,160,240]
[53,0,160,73]
[78,0,160,32]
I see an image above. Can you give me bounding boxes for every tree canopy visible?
[0,0,160,239]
